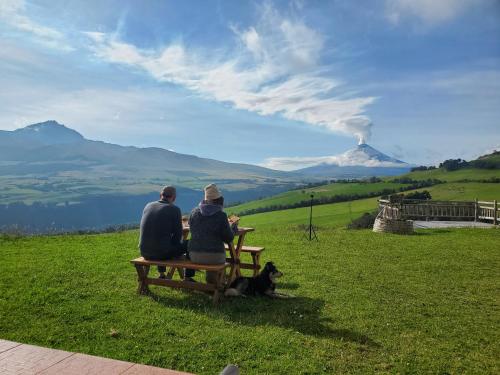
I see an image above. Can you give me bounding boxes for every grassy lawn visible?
[1,207,499,374]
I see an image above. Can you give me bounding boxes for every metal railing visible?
[378,198,499,224]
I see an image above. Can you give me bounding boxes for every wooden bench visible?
[224,244,265,277]
[130,257,230,304]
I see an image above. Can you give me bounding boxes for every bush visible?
[404,190,432,200]
[469,151,500,169]
[411,165,437,172]
[347,211,378,230]
[439,159,468,171]
[390,177,443,185]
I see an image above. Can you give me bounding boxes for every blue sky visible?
[1,0,499,170]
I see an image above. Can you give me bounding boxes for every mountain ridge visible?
[12,120,85,145]
[0,121,301,209]
[0,121,292,177]
[1,121,415,206]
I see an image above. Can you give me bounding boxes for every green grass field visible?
[229,169,500,217]
[425,182,500,201]
[402,167,500,182]
[235,181,500,227]
[229,182,405,213]
[239,197,379,227]
[1,194,499,374]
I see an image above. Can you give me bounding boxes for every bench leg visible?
[229,261,243,283]
[166,267,176,280]
[212,269,225,305]
[166,267,184,280]
[224,267,231,287]
[213,290,220,305]
[251,253,261,277]
[177,267,184,279]
[135,265,150,295]
[228,264,237,284]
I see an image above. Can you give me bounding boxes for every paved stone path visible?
[0,339,192,375]
[413,221,495,229]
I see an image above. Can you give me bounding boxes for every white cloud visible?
[262,146,405,171]
[0,0,73,51]
[262,156,332,171]
[385,0,492,25]
[85,6,375,143]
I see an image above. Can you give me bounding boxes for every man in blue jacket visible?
[139,186,194,279]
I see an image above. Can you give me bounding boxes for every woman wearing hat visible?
[188,183,234,284]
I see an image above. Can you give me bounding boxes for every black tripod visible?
[304,194,318,241]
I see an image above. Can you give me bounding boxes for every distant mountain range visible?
[0,120,291,181]
[296,143,412,177]
[0,121,299,206]
[0,121,414,205]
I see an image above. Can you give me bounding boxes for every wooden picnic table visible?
[183,226,255,281]
[131,226,263,304]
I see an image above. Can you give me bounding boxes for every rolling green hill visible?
[470,151,500,169]
[236,182,500,228]
[229,182,405,214]
[424,182,500,201]
[401,167,500,182]
[401,151,500,182]
[239,196,379,227]
[229,165,500,217]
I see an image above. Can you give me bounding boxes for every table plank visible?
[183,226,254,236]
[182,226,255,282]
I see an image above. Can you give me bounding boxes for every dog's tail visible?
[224,288,241,297]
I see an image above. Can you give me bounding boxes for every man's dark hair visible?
[161,186,176,200]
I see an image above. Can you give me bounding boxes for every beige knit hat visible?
[204,183,222,201]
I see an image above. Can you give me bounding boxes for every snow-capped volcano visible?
[288,143,411,178]
[338,143,407,167]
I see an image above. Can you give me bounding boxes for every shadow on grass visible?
[147,290,379,348]
[276,282,300,290]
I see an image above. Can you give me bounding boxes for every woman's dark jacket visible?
[188,203,234,254]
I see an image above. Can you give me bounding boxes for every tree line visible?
[411,150,500,172]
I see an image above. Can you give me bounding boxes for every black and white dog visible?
[225,262,291,298]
